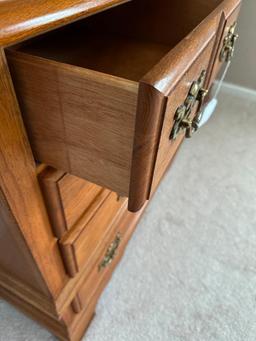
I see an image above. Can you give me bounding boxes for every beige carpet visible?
[0,85,256,341]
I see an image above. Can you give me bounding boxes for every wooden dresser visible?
[0,0,241,340]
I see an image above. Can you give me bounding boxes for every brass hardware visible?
[170,70,208,140]
[98,233,121,271]
[220,22,239,62]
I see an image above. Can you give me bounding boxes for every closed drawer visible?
[151,36,217,191]
[72,203,142,312]
[38,166,126,277]
[207,2,241,87]
[38,166,110,238]
[7,0,241,212]
[59,192,127,277]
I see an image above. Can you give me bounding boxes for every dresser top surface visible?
[0,0,129,46]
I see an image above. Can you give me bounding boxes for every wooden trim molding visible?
[0,0,131,47]
[0,48,68,297]
[128,84,166,211]
[0,285,70,341]
[0,266,57,318]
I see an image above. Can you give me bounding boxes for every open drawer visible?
[6,0,241,212]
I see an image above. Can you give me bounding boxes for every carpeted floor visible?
[0,86,256,341]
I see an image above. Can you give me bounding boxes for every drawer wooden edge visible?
[55,201,147,316]
[38,166,67,238]
[128,84,167,212]
[129,0,242,212]
[0,0,133,47]
[207,2,242,87]
[128,13,219,212]
[73,201,146,313]
[59,193,127,277]
[6,48,138,198]
[141,0,242,96]
[60,189,112,246]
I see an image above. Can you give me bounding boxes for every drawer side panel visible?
[7,51,138,196]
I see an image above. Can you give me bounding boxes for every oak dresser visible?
[0,0,241,340]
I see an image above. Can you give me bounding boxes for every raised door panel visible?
[151,38,216,192]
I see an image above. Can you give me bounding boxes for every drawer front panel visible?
[207,3,241,88]
[8,0,242,213]
[74,205,141,311]
[151,38,216,192]
[39,166,127,278]
[150,0,241,194]
[8,51,138,197]
[38,166,109,237]
[60,193,127,277]
[58,174,105,230]
[128,7,223,211]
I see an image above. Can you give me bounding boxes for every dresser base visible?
[0,201,147,341]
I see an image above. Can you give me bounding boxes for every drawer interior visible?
[13,0,223,82]
[7,0,228,211]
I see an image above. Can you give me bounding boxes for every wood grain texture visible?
[60,190,113,245]
[0,49,68,297]
[64,300,96,341]
[0,194,148,341]
[65,200,147,341]
[38,166,108,238]
[0,284,71,341]
[84,0,224,47]
[58,174,105,230]
[60,193,127,276]
[38,167,68,238]
[18,27,171,82]
[0,0,242,340]
[0,187,50,296]
[148,0,241,196]
[141,0,241,96]
[141,8,219,95]
[54,201,144,317]
[75,199,136,311]
[7,50,138,196]
[151,38,216,192]
[130,0,241,211]
[128,2,222,211]
[205,12,227,89]
[0,266,57,318]
[0,0,131,47]
[207,3,242,87]
[0,280,96,341]
[71,296,83,314]
[58,188,112,277]
[128,84,166,211]
[6,0,235,211]
[147,0,241,196]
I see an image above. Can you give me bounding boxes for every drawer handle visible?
[98,233,121,272]
[220,22,239,62]
[170,70,208,140]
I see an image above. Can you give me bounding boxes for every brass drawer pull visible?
[170,70,208,140]
[220,22,239,62]
[98,233,121,272]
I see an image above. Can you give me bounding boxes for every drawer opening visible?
[6,0,230,211]
[9,0,223,82]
